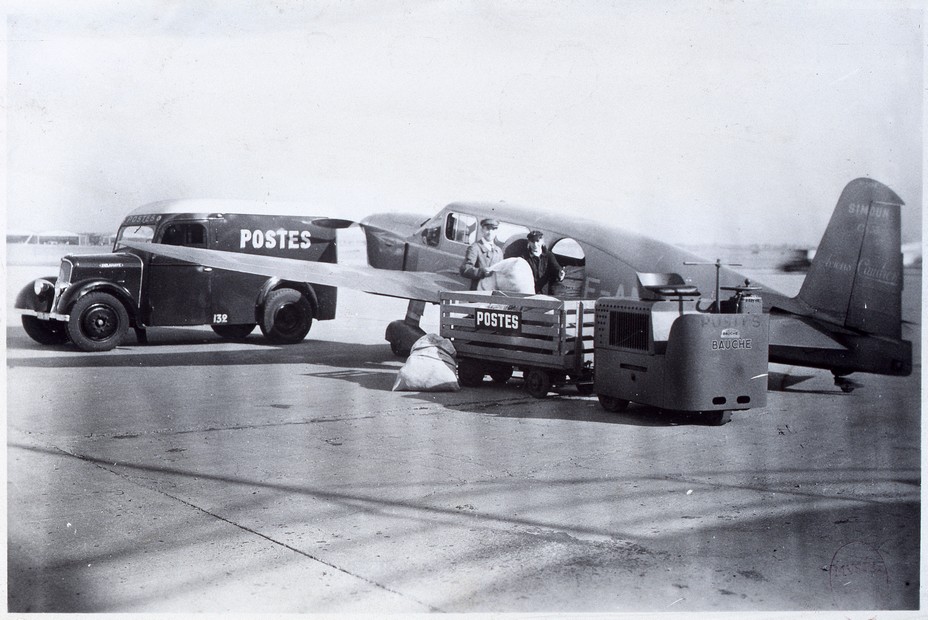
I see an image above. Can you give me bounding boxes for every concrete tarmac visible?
[5,265,922,613]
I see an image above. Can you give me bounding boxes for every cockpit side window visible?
[444,213,477,244]
[550,237,586,266]
[495,222,530,247]
[160,222,207,248]
[550,237,587,298]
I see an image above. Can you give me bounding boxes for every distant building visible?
[902,241,922,268]
[6,231,37,244]
[36,230,82,245]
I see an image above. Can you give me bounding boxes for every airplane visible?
[125,177,913,390]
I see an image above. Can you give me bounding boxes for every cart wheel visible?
[598,394,629,412]
[700,410,731,426]
[524,368,552,398]
[576,382,594,395]
[489,364,513,384]
[457,358,485,387]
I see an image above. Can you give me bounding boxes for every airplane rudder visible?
[797,179,905,336]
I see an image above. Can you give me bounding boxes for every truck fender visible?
[58,280,138,320]
[15,276,59,313]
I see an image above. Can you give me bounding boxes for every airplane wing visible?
[123,241,465,303]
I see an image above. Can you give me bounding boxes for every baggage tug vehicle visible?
[593,272,769,425]
[440,269,769,425]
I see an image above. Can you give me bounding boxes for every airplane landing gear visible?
[385,300,427,356]
[832,372,861,393]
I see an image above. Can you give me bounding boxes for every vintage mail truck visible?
[15,199,337,351]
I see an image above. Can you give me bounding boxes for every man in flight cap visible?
[459,217,504,289]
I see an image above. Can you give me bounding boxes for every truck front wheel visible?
[66,292,129,352]
[22,315,69,345]
[261,288,312,344]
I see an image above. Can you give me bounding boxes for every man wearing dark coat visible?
[520,230,565,294]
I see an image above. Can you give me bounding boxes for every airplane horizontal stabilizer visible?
[124,241,465,303]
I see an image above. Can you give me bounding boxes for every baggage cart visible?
[439,291,596,398]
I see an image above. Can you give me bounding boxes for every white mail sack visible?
[478,257,535,294]
[392,334,461,392]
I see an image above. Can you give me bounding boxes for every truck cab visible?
[16,199,337,351]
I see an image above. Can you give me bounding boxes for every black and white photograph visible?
[4,0,923,615]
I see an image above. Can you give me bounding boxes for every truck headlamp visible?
[33,279,53,296]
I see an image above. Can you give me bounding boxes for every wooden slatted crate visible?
[439,291,596,396]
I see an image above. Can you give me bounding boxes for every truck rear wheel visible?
[524,368,552,398]
[66,292,129,352]
[261,288,312,344]
[211,324,256,340]
[22,315,69,345]
[598,394,629,412]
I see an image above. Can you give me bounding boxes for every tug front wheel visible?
[699,410,732,426]
[598,394,629,412]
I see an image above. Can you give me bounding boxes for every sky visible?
[2,0,924,247]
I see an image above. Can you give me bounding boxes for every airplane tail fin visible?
[797,178,905,339]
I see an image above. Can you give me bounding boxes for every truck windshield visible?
[114,224,156,250]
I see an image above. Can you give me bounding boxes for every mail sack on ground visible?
[478,257,534,293]
[392,333,460,392]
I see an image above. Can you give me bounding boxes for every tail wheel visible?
[524,368,552,398]
[211,324,256,340]
[261,288,312,344]
[598,394,629,412]
[457,358,485,387]
[21,316,69,345]
[66,292,129,352]
[488,364,513,384]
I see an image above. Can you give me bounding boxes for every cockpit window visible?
[551,237,586,266]
[160,222,207,247]
[495,222,530,246]
[445,213,478,244]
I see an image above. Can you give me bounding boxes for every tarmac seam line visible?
[48,442,445,613]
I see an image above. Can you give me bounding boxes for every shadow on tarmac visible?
[7,440,920,612]
[8,328,748,427]
[766,371,854,395]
